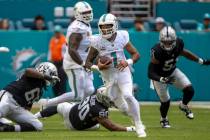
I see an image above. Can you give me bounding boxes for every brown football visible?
[99,56,112,65]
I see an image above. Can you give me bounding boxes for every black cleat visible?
[160,118,171,128]
[179,103,194,119]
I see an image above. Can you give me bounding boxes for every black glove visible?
[160,76,175,84]
[203,59,210,65]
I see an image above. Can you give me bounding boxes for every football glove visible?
[203,59,210,65]
[160,76,175,84]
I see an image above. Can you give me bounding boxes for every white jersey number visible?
[78,96,90,120]
[163,59,176,71]
[25,88,40,104]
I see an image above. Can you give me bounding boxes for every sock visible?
[124,96,142,125]
[14,125,21,132]
[160,100,170,119]
[182,86,194,105]
[19,123,36,132]
[40,106,58,118]
[46,92,76,107]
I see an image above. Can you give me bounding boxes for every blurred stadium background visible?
[0,0,210,102]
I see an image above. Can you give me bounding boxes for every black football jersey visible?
[151,38,184,77]
[3,74,45,108]
[69,95,108,130]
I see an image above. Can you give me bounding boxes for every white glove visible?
[126,126,136,132]
[51,76,60,82]
[91,65,99,72]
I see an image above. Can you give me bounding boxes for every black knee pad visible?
[183,86,194,96]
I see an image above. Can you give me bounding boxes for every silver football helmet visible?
[35,62,58,85]
[159,26,177,51]
[96,86,114,108]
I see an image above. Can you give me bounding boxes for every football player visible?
[85,13,146,137]
[38,1,95,108]
[0,62,59,132]
[35,87,136,132]
[148,26,210,128]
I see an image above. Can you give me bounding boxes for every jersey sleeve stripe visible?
[70,69,78,99]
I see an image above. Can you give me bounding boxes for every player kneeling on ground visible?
[148,26,210,128]
[0,62,60,132]
[35,87,135,132]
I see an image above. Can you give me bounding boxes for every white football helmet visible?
[35,62,58,85]
[159,26,177,51]
[98,13,118,39]
[74,1,93,23]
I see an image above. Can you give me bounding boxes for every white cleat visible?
[136,124,147,138]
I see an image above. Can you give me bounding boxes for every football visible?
[99,56,112,65]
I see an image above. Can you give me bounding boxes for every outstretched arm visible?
[96,117,134,132]
[180,49,210,65]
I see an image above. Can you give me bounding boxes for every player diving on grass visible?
[0,62,60,132]
[38,1,95,108]
[148,26,210,128]
[84,13,146,137]
[35,87,136,132]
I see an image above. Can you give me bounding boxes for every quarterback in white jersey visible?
[85,13,146,138]
[38,1,95,108]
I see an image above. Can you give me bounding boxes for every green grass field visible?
[1,105,210,140]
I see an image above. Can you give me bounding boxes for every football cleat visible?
[135,123,146,138]
[179,103,194,119]
[160,118,171,128]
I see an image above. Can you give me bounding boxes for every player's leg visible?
[57,102,75,130]
[84,71,95,97]
[0,93,42,132]
[7,107,43,132]
[107,83,129,115]
[152,81,171,128]
[39,68,85,108]
[117,69,146,137]
[172,68,194,119]
[0,91,12,119]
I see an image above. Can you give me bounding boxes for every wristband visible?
[198,58,204,64]
[91,65,99,71]
[126,126,135,132]
[126,59,133,65]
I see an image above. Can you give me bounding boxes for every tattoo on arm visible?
[68,33,83,65]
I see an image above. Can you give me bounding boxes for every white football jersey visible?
[91,30,129,69]
[63,20,92,69]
